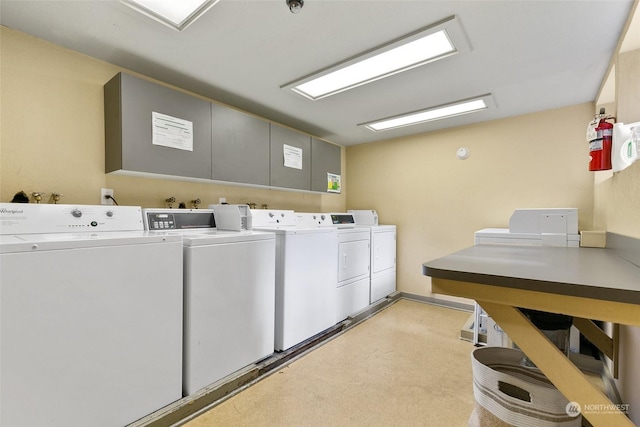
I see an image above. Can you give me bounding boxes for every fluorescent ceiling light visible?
[121,0,219,31]
[362,96,491,132]
[282,16,469,100]
[293,31,454,99]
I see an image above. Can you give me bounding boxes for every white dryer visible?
[0,203,183,427]
[144,207,275,397]
[251,209,338,351]
[298,212,371,322]
[348,210,397,303]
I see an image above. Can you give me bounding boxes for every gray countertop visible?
[422,244,640,305]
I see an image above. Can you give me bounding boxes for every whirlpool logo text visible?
[0,208,24,215]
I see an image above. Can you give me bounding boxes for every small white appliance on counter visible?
[144,207,276,396]
[348,209,397,303]
[0,203,183,427]
[251,209,338,351]
[475,208,579,247]
[297,212,371,322]
[473,207,580,351]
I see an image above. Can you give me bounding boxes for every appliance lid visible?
[181,230,275,246]
[0,231,182,253]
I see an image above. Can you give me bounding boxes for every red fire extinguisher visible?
[588,108,615,171]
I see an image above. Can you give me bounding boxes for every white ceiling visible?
[0,0,634,146]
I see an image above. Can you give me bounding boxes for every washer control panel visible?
[146,213,176,230]
[250,209,297,227]
[0,203,143,234]
[143,209,215,231]
[330,214,356,228]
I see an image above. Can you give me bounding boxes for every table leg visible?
[478,301,632,427]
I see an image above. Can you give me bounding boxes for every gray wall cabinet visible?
[104,73,212,179]
[105,73,341,193]
[211,103,270,186]
[311,138,341,193]
[269,124,311,191]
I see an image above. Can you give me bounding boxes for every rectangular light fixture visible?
[361,95,492,132]
[121,0,220,31]
[282,16,469,100]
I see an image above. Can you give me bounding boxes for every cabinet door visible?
[211,103,270,186]
[105,73,212,179]
[269,124,311,191]
[311,137,341,193]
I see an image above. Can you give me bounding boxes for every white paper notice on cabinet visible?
[152,112,193,152]
[283,144,303,170]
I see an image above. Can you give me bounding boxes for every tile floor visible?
[181,299,476,426]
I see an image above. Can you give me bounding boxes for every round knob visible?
[106,211,114,217]
[321,215,326,220]
[268,212,274,218]
[71,209,82,218]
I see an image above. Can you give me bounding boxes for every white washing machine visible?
[473,208,581,351]
[143,207,275,396]
[251,209,338,351]
[0,203,183,427]
[348,210,397,303]
[297,212,371,322]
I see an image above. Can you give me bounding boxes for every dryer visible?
[348,210,397,303]
[251,209,338,351]
[143,207,276,396]
[0,203,183,427]
[298,212,371,322]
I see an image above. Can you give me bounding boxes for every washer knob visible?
[71,209,82,218]
[106,211,114,217]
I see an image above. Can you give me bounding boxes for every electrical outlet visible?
[101,188,114,205]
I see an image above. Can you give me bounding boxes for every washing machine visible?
[348,210,397,303]
[473,208,581,351]
[297,212,371,322]
[251,209,338,351]
[0,203,183,427]
[143,206,275,396]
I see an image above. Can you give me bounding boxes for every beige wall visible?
[347,104,595,300]
[0,27,346,212]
